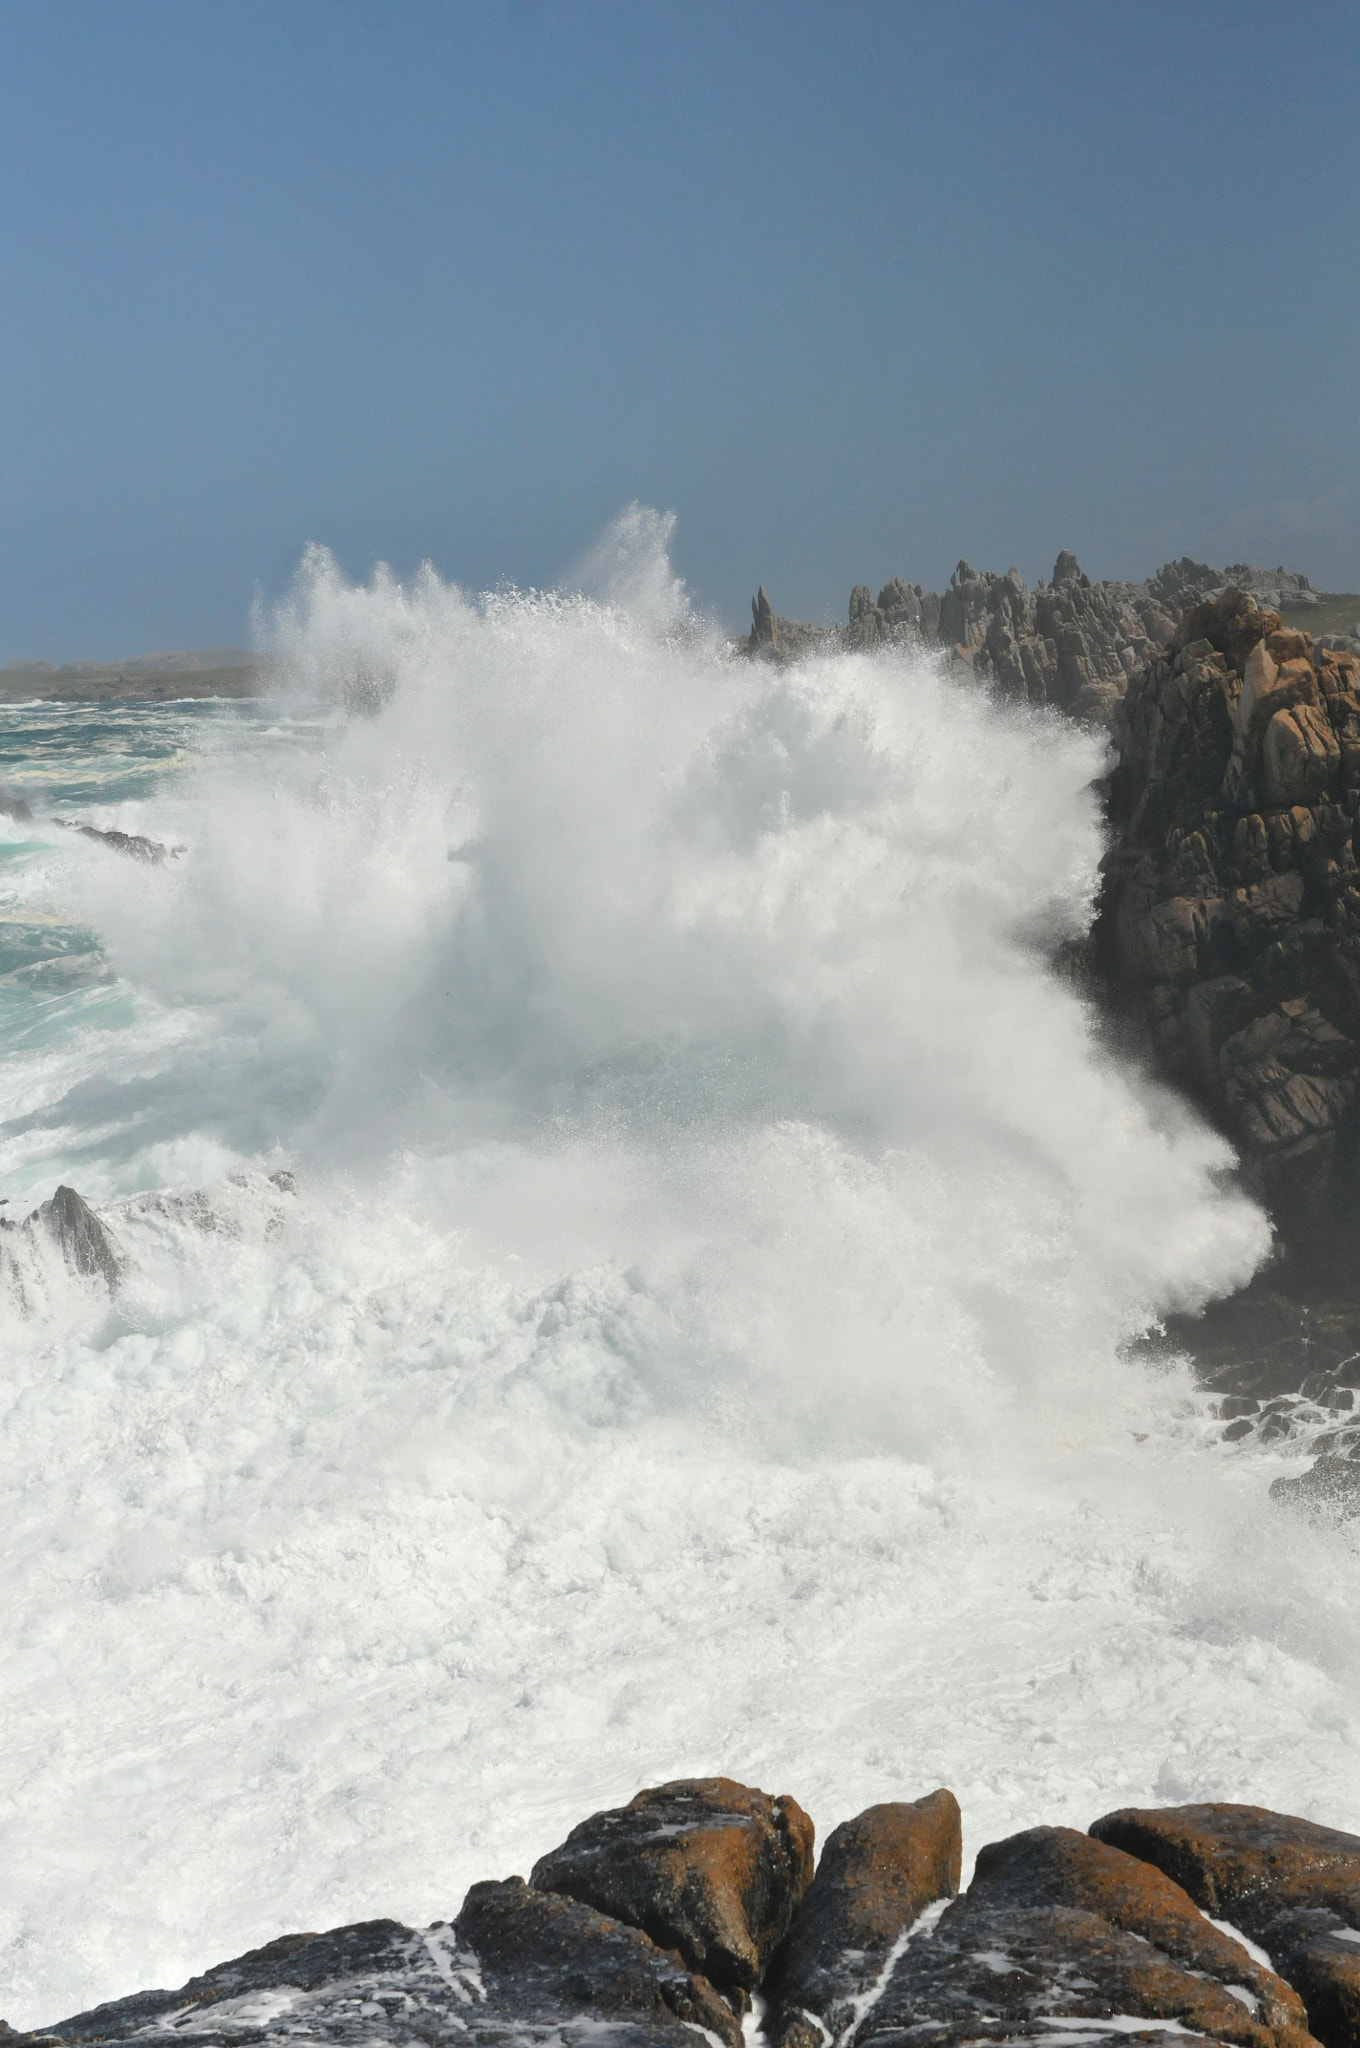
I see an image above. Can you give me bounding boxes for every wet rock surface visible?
[0,1184,122,1299]
[769,1789,961,2048]
[1090,1804,1360,2048]
[18,1790,1360,2048]
[531,1775,815,1990]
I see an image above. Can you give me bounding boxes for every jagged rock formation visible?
[748,555,1335,727]
[1100,590,1360,1246]
[16,1787,1359,2048]
[0,1184,121,1299]
[845,553,1177,722]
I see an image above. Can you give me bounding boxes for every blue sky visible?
[1,0,1357,658]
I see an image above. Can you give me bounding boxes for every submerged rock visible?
[0,785,33,822]
[1090,1803,1360,2048]
[768,1789,961,2048]
[530,1775,814,1991]
[1270,1456,1360,1518]
[54,818,174,863]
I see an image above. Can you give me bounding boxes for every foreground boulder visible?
[854,1823,1318,2048]
[20,1921,475,2047]
[20,1892,742,2048]
[455,1878,742,2045]
[769,1789,961,2048]
[1091,1804,1360,2048]
[531,1775,814,1991]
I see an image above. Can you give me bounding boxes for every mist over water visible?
[1,513,1357,2030]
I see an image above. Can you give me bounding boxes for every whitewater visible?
[1,512,1357,2031]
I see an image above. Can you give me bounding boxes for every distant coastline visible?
[0,648,270,704]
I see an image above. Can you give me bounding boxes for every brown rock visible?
[1090,1804,1360,2048]
[769,1790,961,2048]
[1090,1804,1360,1930]
[854,1900,1312,2048]
[1264,702,1340,806]
[530,1777,814,1992]
[969,1827,1308,2036]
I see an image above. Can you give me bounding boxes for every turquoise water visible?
[0,696,331,1204]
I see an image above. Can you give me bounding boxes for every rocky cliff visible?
[1100,590,1360,1253]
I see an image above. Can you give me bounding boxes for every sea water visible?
[1,514,1357,2028]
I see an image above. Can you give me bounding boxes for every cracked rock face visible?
[1102,590,1360,1243]
[531,1776,815,1992]
[768,1789,962,2048]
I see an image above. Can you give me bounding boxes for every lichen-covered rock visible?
[1090,1804,1360,2048]
[769,1789,961,2048]
[853,1899,1313,2048]
[531,1776,814,1991]
[967,1828,1309,2037]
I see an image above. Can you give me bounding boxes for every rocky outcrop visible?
[769,1789,961,2048]
[1100,589,1360,1244]
[1091,1804,1360,2048]
[17,1787,1360,2048]
[54,819,174,863]
[530,1776,814,1992]
[0,785,33,822]
[748,555,1330,727]
[1,1185,121,1298]
[841,552,1175,721]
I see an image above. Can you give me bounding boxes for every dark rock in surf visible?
[14,1186,121,1292]
[768,1789,961,2048]
[0,785,33,822]
[55,818,174,863]
[531,1776,815,1992]
[1270,1455,1360,1517]
[1090,1803,1360,2048]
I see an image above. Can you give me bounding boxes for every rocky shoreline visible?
[8,1778,1360,2048]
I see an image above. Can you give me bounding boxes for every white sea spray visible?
[0,512,1354,2032]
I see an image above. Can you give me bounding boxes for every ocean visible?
[2,515,1357,2030]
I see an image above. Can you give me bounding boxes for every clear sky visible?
[1,0,1358,659]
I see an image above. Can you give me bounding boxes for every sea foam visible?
[0,513,1354,2030]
